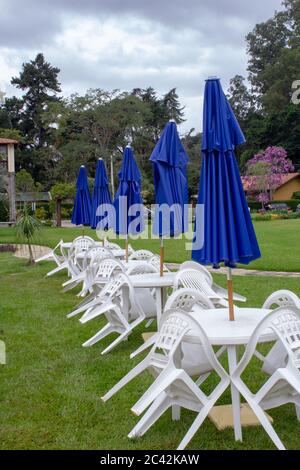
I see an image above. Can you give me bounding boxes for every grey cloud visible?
[0,0,283,47]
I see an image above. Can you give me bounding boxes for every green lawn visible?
[0,218,299,272]
[1,253,300,450]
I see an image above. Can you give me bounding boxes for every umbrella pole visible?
[125,235,129,262]
[160,237,164,277]
[227,267,235,321]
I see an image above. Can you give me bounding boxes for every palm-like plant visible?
[16,204,42,264]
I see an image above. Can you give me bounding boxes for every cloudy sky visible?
[0,0,283,132]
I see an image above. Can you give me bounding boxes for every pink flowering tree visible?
[245,147,294,208]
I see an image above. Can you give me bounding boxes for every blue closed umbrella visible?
[91,158,113,230]
[150,120,189,275]
[71,165,92,226]
[192,78,261,320]
[113,145,144,259]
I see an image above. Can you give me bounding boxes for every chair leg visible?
[101,357,150,402]
[129,392,172,438]
[247,399,286,450]
[172,405,181,421]
[101,329,129,355]
[296,405,300,422]
[177,403,211,450]
[82,324,115,347]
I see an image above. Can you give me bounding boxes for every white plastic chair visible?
[180,261,246,302]
[38,240,70,277]
[256,290,300,375]
[102,309,230,449]
[129,249,154,261]
[62,246,114,293]
[67,258,124,318]
[232,306,300,450]
[130,287,215,359]
[104,241,121,250]
[149,255,169,273]
[65,237,96,278]
[80,272,156,355]
[174,269,228,308]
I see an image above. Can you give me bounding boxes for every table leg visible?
[227,345,242,442]
[122,285,130,322]
[156,287,163,327]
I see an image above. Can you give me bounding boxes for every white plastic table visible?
[187,307,275,441]
[127,272,176,324]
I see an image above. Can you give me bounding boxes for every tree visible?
[10,53,61,182]
[16,204,42,264]
[227,75,254,122]
[51,182,74,227]
[16,169,35,192]
[245,146,294,206]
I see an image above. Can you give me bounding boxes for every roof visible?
[16,192,52,203]
[0,138,19,145]
[242,173,300,192]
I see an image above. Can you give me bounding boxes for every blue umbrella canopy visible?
[113,146,144,235]
[192,78,261,268]
[90,158,113,230]
[150,120,189,238]
[71,165,92,226]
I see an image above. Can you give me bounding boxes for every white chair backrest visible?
[152,309,229,379]
[100,272,129,300]
[235,306,300,377]
[83,246,113,270]
[149,255,169,272]
[174,269,222,302]
[180,261,212,286]
[126,262,158,276]
[263,290,300,310]
[164,288,214,312]
[129,249,153,261]
[104,241,121,250]
[95,258,124,280]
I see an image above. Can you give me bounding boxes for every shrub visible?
[0,198,9,221]
[35,207,47,220]
[292,191,300,200]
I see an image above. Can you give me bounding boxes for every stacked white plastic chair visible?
[180,261,246,302]
[80,272,157,354]
[62,245,114,293]
[258,290,300,375]
[102,308,230,449]
[232,305,300,450]
[174,269,228,308]
[67,258,125,318]
[129,249,154,261]
[130,287,215,359]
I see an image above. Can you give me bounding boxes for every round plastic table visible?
[187,307,275,441]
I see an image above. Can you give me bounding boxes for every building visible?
[0,138,18,223]
[16,191,52,212]
[242,173,300,201]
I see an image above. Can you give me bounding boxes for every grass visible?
[0,218,299,272]
[1,253,300,449]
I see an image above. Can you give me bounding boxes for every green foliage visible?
[0,128,22,142]
[51,182,74,201]
[292,191,300,199]
[16,204,42,263]
[34,207,47,220]
[16,169,35,192]
[0,197,8,221]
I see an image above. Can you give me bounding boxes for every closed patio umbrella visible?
[113,145,144,260]
[71,165,92,228]
[91,158,113,232]
[150,119,189,276]
[192,78,261,320]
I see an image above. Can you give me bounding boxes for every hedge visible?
[248,199,300,212]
